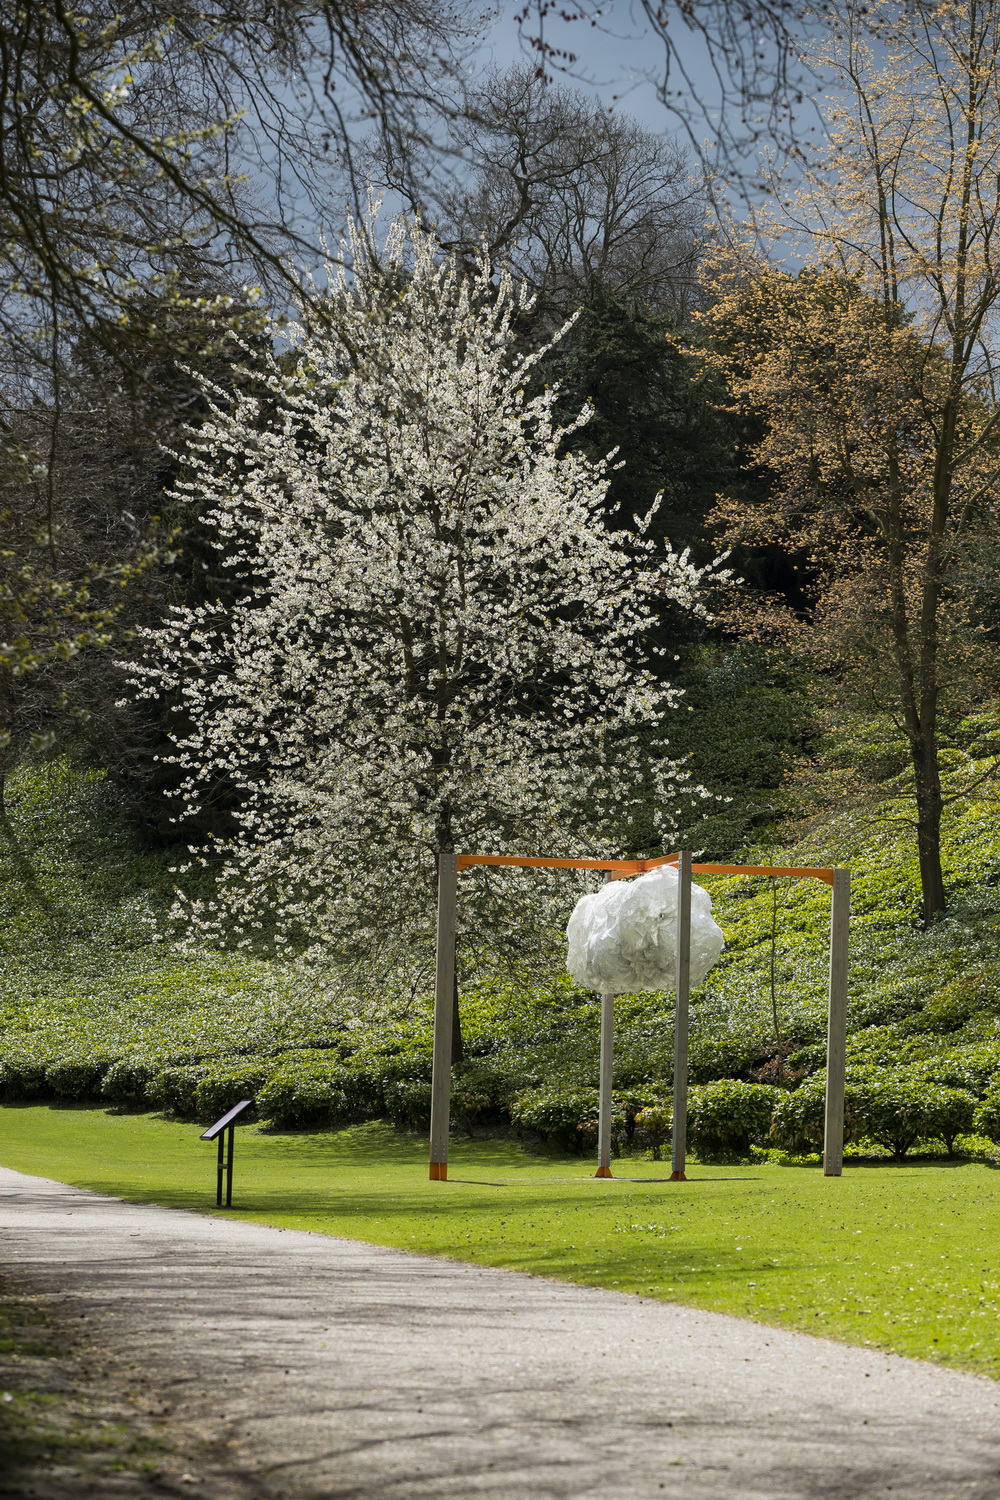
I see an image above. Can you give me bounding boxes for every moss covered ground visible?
[3,1106,1000,1380]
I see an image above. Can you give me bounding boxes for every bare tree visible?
[515,2,948,189]
[381,66,706,325]
[0,2,481,682]
[0,2,479,367]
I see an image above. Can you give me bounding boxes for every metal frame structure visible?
[428,851,850,1183]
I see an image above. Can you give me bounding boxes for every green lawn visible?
[2,1105,999,1380]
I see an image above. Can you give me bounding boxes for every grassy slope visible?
[3,1108,1000,1379]
[5,759,1000,1098]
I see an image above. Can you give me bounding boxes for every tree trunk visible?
[884,413,950,928]
[911,734,946,926]
[912,389,956,927]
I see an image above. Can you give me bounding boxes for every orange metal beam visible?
[454,853,674,875]
[692,862,835,887]
[455,852,836,885]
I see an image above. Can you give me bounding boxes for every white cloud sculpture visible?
[566,863,724,996]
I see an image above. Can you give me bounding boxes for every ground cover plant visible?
[3,1107,1000,1381]
[6,759,1000,1165]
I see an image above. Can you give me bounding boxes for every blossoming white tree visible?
[132,216,713,1006]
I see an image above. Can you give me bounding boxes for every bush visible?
[687,1080,782,1158]
[973,1090,1000,1144]
[634,1105,672,1160]
[44,1055,114,1100]
[613,1086,669,1150]
[101,1056,164,1107]
[193,1061,275,1123]
[510,1086,600,1152]
[770,1076,829,1153]
[450,1062,510,1136]
[772,1068,975,1158]
[687,1034,761,1084]
[938,1045,1000,1096]
[149,1064,209,1116]
[383,1078,433,1130]
[854,1075,975,1158]
[0,1056,50,1101]
[899,979,991,1036]
[255,1051,352,1129]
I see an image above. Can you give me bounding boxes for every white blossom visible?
[129,216,719,989]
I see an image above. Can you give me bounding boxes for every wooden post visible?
[429,851,457,1181]
[670,849,692,1181]
[595,991,615,1177]
[823,868,850,1178]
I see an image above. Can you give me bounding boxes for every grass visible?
[4,1104,1000,1381]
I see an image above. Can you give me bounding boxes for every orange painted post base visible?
[594,1166,613,1178]
[669,1170,687,1181]
[429,1161,448,1181]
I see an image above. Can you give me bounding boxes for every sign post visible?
[200,1099,254,1207]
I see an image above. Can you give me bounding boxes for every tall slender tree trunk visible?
[910,391,956,927]
[0,668,10,820]
[434,799,464,1065]
[885,478,947,928]
[912,735,946,925]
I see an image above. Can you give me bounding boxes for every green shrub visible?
[193,1061,274,1122]
[343,1060,399,1115]
[613,1086,669,1149]
[256,1051,352,1129]
[771,1068,975,1158]
[688,1034,761,1084]
[687,1080,782,1158]
[149,1064,208,1116]
[850,992,925,1029]
[938,1045,1000,1095]
[786,1042,827,1076]
[383,1078,432,1129]
[0,1056,50,1101]
[973,1091,1000,1144]
[450,1062,510,1135]
[898,981,985,1036]
[634,1105,672,1160]
[100,1056,163,1107]
[854,1076,975,1158]
[510,1086,600,1152]
[770,1075,829,1153]
[45,1056,113,1101]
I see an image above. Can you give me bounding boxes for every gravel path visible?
[2,1164,999,1499]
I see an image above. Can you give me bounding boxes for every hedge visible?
[770,1068,975,1158]
[510,1086,601,1152]
[44,1055,114,1100]
[255,1052,353,1129]
[633,1105,671,1159]
[686,1080,783,1157]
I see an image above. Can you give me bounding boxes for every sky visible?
[479,2,682,132]
[470,2,828,207]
